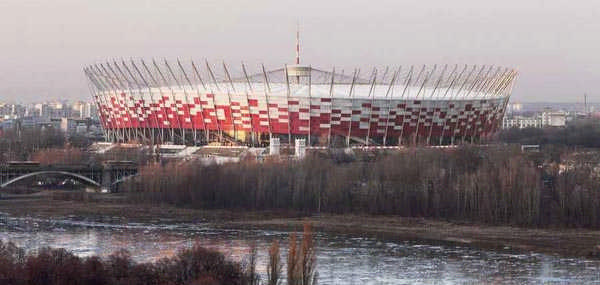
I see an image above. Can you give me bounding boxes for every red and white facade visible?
[84,61,517,146]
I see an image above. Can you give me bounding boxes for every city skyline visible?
[1,0,599,103]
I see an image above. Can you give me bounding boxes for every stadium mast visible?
[584,93,588,114]
[296,22,300,65]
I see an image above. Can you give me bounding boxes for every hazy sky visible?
[0,0,599,103]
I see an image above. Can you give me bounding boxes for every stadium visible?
[84,60,517,147]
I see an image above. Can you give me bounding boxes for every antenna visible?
[296,22,300,65]
[585,93,588,114]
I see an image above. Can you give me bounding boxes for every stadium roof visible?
[85,60,517,100]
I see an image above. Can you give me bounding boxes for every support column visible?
[383,67,401,146]
[222,62,238,142]
[284,64,292,145]
[166,60,196,145]
[424,64,447,145]
[442,65,476,145]
[153,59,183,144]
[140,60,168,144]
[413,65,435,145]
[308,65,312,146]
[131,60,160,145]
[327,67,336,147]
[439,65,467,145]
[191,60,211,143]
[242,62,256,146]
[112,62,143,143]
[460,65,487,143]
[91,65,119,142]
[100,64,127,142]
[121,60,153,144]
[427,64,456,145]
[365,68,379,146]
[101,163,112,192]
[84,68,110,142]
[179,59,207,145]
[398,66,419,146]
[346,69,359,147]
[206,61,224,143]
[261,64,273,141]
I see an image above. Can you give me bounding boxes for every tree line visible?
[498,118,600,148]
[0,223,317,285]
[0,126,152,166]
[123,146,600,228]
[0,127,65,162]
[0,240,249,285]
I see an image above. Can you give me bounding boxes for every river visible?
[0,213,599,284]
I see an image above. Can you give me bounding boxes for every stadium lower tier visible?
[96,93,507,146]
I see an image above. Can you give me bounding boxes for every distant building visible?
[541,110,566,127]
[0,119,15,130]
[61,117,96,135]
[21,116,59,128]
[71,101,97,119]
[507,102,523,114]
[60,118,77,134]
[503,108,567,129]
[503,116,542,129]
[34,103,50,117]
[0,103,26,120]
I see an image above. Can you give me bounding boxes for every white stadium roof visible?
[85,61,518,100]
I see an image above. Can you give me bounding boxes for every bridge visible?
[0,161,138,192]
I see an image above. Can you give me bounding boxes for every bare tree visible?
[267,241,282,285]
[287,233,299,285]
[300,223,317,285]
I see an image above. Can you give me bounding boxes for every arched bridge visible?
[0,161,138,191]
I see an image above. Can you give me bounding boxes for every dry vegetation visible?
[0,126,151,166]
[0,241,251,285]
[30,147,87,165]
[123,146,600,229]
[0,128,65,162]
[0,223,317,285]
[266,241,282,285]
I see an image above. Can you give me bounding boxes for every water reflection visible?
[0,214,599,284]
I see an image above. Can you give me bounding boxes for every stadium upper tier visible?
[84,60,517,146]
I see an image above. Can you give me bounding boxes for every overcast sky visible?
[0,0,598,103]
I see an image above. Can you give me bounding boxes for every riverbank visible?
[1,191,599,259]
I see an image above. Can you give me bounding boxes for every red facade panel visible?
[98,91,506,143]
